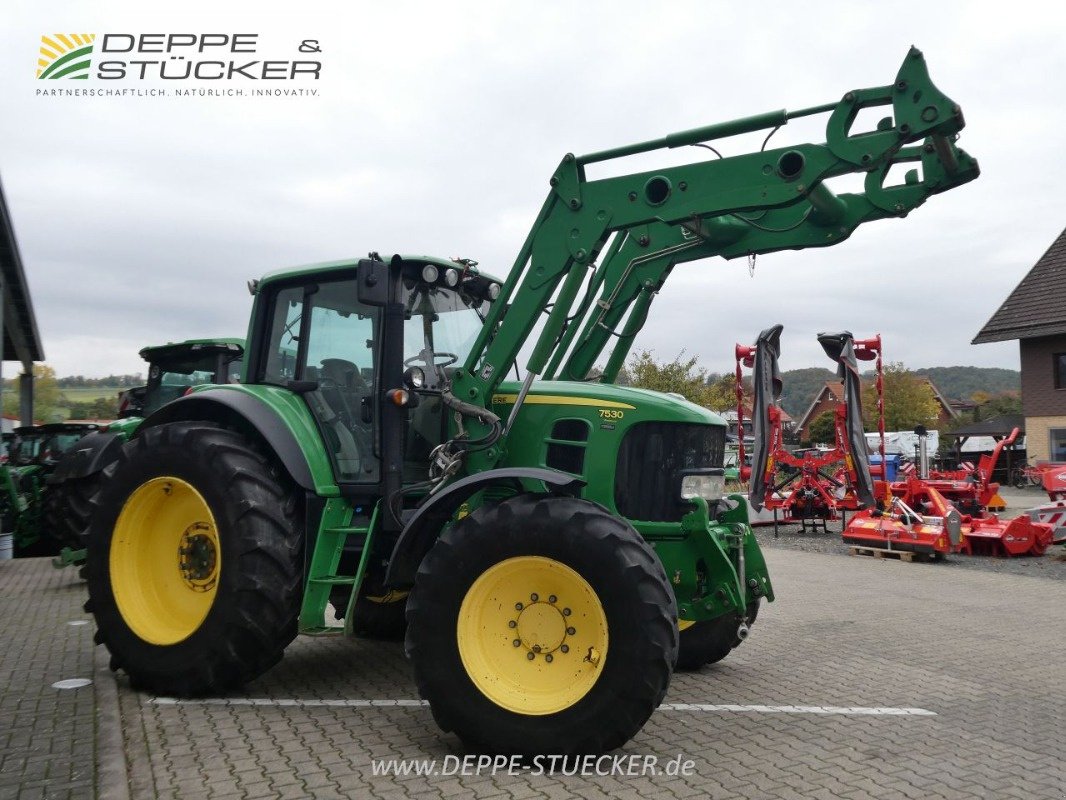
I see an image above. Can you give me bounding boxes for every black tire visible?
[406,493,677,755]
[328,577,408,640]
[45,475,100,555]
[676,601,759,671]
[351,585,408,639]
[84,422,302,696]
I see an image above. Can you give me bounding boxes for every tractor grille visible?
[614,422,726,522]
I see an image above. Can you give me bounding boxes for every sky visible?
[1,1,1064,380]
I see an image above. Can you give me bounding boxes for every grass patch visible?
[61,386,125,403]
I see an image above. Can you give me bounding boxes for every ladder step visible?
[309,575,357,585]
[322,527,369,538]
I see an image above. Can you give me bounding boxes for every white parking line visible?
[150,697,935,716]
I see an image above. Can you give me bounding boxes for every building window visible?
[1056,353,1066,390]
[1051,429,1066,462]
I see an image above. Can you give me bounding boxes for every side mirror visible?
[356,257,390,307]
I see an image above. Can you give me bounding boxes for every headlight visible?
[680,471,726,503]
[443,268,459,287]
[487,282,501,300]
[421,264,439,283]
[403,366,426,389]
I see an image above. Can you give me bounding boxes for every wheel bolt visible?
[513,639,521,647]
[530,593,538,602]
[563,608,571,616]
[561,645,569,653]
[566,627,576,636]
[526,652,535,661]
[533,645,541,653]
[508,620,516,628]
[545,654,553,663]
[515,602,523,611]
[548,595,557,603]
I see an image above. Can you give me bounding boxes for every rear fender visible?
[136,386,337,495]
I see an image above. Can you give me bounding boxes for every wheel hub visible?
[512,595,573,660]
[179,524,218,590]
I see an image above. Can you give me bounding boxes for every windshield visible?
[401,281,488,374]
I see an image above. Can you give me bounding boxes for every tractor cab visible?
[34,423,101,466]
[9,427,45,468]
[139,339,244,417]
[251,257,501,489]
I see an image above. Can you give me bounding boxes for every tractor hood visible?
[492,380,726,427]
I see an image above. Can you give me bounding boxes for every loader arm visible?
[451,47,977,471]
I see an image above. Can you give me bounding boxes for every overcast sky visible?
[1,1,1064,381]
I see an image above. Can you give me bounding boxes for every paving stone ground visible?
[3,536,1065,800]
[0,559,95,800]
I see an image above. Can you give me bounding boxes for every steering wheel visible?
[404,352,459,369]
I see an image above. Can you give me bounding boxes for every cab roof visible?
[258,256,502,288]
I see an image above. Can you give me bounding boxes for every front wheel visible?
[676,601,759,671]
[84,422,302,695]
[45,474,101,558]
[406,494,677,755]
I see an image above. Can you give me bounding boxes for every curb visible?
[94,645,131,800]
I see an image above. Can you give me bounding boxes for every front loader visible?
[83,49,978,755]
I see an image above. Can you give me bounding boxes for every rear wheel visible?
[84,422,301,695]
[406,493,677,755]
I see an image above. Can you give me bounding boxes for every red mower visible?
[738,327,878,535]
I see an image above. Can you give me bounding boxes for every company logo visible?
[37,34,97,79]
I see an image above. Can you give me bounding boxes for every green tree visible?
[67,396,120,420]
[806,410,837,444]
[628,349,720,408]
[861,362,940,431]
[1,364,63,422]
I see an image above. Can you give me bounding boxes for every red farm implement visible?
[843,475,1053,558]
[841,341,1053,557]
[738,327,878,535]
[914,428,1020,514]
[1022,463,1066,545]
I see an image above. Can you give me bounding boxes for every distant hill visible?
[909,367,1020,401]
[776,366,1020,419]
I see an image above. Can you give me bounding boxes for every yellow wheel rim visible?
[457,556,608,715]
[110,476,220,645]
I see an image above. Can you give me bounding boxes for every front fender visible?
[46,431,124,484]
[384,467,585,588]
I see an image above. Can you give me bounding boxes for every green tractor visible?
[2,423,102,557]
[83,50,977,754]
[45,339,244,566]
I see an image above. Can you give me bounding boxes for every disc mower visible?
[737,328,879,534]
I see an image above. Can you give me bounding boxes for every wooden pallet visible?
[848,545,934,563]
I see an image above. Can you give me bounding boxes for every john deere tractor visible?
[45,339,243,566]
[1,423,102,557]
[84,49,977,754]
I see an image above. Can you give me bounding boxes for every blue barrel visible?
[869,454,900,481]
